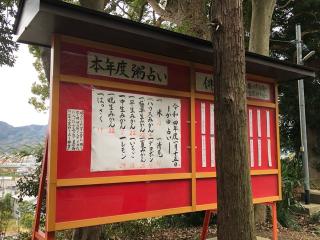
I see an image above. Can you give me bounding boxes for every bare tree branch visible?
[152,9,157,25]
[115,1,134,20]
[291,11,319,22]
[155,16,163,27]
[302,29,320,38]
[277,0,294,9]
[147,0,174,22]
[138,3,148,22]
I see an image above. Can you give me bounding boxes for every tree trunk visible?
[189,0,210,39]
[249,0,276,224]
[72,226,103,240]
[70,2,107,239]
[39,47,50,81]
[249,0,276,55]
[211,0,256,239]
[307,128,320,185]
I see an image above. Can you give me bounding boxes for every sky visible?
[0,44,49,127]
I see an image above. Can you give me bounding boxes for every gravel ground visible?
[141,222,320,240]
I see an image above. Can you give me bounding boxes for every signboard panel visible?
[57,83,191,179]
[247,81,272,101]
[196,72,214,93]
[87,51,168,85]
[91,89,181,171]
[56,180,191,223]
[48,35,281,230]
[60,41,191,91]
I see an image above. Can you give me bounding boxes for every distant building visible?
[11,194,36,219]
[0,176,17,198]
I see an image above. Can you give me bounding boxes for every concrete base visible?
[209,237,269,240]
[301,189,320,204]
[300,202,320,215]
[310,189,320,204]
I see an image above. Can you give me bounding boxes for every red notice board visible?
[46,35,281,231]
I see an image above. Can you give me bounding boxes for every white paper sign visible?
[247,81,271,100]
[267,139,272,167]
[266,110,271,138]
[196,72,213,93]
[88,52,168,86]
[257,110,261,138]
[210,104,214,135]
[258,139,262,167]
[210,137,215,167]
[249,109,253,138]
[250,139,254,167]
[201,103,206,134]
[66,109,84,151]
[202,135,207,167]
[91,89,181,171]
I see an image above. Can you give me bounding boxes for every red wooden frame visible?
[34,35,281,239]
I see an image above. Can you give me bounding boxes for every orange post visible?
[32,138,49,240]
[272,202,278,240]
[200,210,213,240]
[46,231,55,240]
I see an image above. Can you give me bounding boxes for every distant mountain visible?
[0,121,47,153]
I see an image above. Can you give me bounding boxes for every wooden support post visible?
[200,210,213,240]
[264,202,278,240]
[272,202,278,240]
[34,231,46,240]
[32,138,54,240]
[46,231,55,240]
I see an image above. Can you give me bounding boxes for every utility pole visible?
[296,24,310,204]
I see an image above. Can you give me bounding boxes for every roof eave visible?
[13,0,316,82]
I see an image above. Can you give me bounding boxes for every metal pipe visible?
[295,24,310,204]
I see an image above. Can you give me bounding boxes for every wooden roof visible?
[14,0,316,82]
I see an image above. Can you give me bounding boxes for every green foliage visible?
[126,0,148,22]
[104,219,156,240]
[5,232,32,240]
[15,144,47,230]
[278,81,300,153]
[27,0,152,113]
[156,212,215,228]
[174,19,193,36]
[28,46,50,112]
[310,211,320,224]
[272,0,320,169]
[0,0,18,67]
[19,201,35,230]
[101,212,214,239]
[17,144,44,199]
[277,155,303,228]
[0,193,13,234]
[243,0,252,49]
[279,76,320,168]
[55,230,73,240]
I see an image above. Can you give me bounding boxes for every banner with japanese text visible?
[91,89,181,171]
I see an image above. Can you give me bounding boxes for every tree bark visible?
[249,0,276,224]
[249,0,276,55]
[211,0,256,239]
[307,128,320,185]
[39,47,50,81]
[189,0,209,39]
[72,226,103,240]
[69,0,107,236]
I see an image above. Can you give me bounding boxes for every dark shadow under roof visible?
[14,0,316,82]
